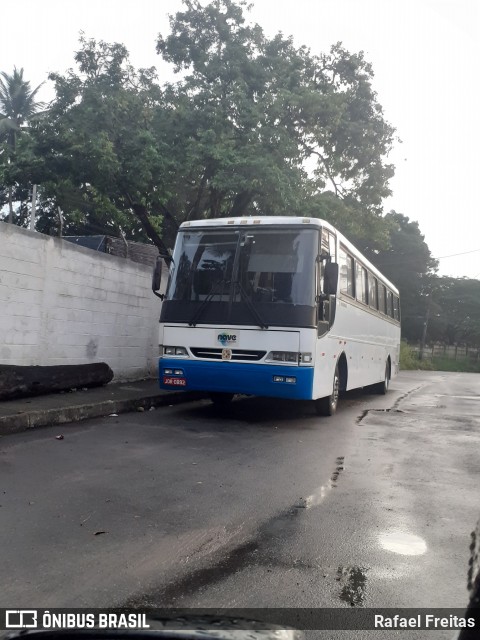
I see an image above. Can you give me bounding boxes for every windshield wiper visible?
[188,277,268,329]
[231,279,269,329]
[188,279,228,327]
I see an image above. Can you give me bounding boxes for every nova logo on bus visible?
[217,331,237,346]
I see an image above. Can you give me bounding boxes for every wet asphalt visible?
[0,371,479,639]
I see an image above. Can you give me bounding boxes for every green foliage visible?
[2,1,397,252]
[366,211,438,343]
[0,67,45,223]
[399,342,433,370]
[399,341,420,370]
[17,35,171,252]
[157,1,312,223]
[0,67,45,145]
[429,356,480,374]
[302,191,392,253]
[156,0,395,228]
[427,277,480,347]
[401,340,480,373]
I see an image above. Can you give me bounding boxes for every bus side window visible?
[328,232,336,261]
[321,230,330,254]
[393,295,400,321]
[378,283,386,314]
[368,273,378,310]
[386,290,394,318]
[356,263,368,304]
[339,247,354,297]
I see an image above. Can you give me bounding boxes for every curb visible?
[0,391,207,437]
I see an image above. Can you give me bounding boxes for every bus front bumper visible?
[159,358,314,400]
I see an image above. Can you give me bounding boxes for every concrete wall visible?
[0,222,162,380]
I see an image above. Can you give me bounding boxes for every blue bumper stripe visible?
[159,358,314,400]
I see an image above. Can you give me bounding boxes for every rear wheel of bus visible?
[315,365,340,416]
[373,360,390,395]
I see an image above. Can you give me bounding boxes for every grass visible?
[400,341,480,373]
[429,356,480,374]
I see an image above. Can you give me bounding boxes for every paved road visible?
[1,371,479,634]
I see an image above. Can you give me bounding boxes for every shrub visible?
[400,341,418,370]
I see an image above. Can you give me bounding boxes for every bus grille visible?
[190,348,266,361]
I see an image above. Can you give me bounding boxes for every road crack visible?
[356,384,425,424]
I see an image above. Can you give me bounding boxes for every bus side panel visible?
[315,300,400,394]
[311,335,341,400]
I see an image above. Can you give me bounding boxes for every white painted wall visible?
[0,223,162,380]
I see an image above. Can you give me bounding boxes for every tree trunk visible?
[127,199,172,263]
[0,363,114,401]
[229,190,253,217]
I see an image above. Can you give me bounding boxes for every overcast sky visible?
[2,0,479,278]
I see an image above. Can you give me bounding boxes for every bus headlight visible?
[266,351,298,363]
[163,346,188,357]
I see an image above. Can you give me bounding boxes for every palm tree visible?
[0,67,44,222]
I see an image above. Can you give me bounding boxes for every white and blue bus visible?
[152,216,400,415]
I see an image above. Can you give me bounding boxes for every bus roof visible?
[179,216,399,294]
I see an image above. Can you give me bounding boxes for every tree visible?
[367,211,438,342]
[19,0,396,253]
[0,67,44,223]
[427,277,480,348]
[156,0,396,231]
[25,36,173,255]
[301,191,392,254]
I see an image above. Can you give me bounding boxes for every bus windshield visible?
[162,227,318,328]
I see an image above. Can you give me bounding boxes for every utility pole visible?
[419,295,431,360]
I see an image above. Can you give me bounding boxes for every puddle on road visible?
[379,531,427,556]
[127,454,350,607]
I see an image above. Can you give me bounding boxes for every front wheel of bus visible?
[315,366,339,416]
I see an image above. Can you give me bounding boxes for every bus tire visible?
[373,362,390,395]
[210,392,235,406]
[315,365,339,416]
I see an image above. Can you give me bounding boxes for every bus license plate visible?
[163,376,186,387]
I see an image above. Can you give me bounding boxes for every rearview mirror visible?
[324,262,339,296]
[152,256,162,292]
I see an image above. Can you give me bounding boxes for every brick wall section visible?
[0,223,163,380]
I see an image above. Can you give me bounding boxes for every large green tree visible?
[366,211,438,342]
[156,0,395,229]
[24,36,173,255]
[18,0,396,254]
[427,277,480,347]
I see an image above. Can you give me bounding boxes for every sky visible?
[2,0,479,278]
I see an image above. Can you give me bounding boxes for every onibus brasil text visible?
[26,612,150,629]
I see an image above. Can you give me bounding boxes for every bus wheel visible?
[373,362,390,395]
[210,392,235,406]
[315,366,339,416]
